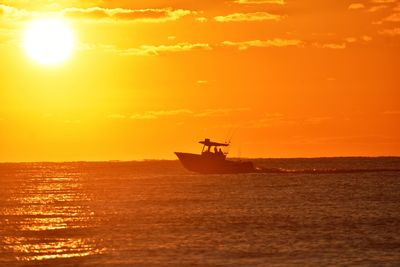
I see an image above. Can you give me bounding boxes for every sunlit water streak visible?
[0,158,399,266]
[0,165,104,263]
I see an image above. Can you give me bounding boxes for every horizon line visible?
[0,155,399,164]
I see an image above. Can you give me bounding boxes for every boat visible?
[175,138,256,174]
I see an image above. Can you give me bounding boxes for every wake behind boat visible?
[175,139,400,174]
[175,138,255,174]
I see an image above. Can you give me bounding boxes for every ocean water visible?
[0,158,399,266]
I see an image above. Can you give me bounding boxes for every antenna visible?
[224,127,234,144]
[228,126,239,144]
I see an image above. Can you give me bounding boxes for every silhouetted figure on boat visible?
[175,138,255,174]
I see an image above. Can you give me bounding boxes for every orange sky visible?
[0,0,399,161]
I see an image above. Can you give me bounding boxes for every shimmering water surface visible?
[0,158,399,266]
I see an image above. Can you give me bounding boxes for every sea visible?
[0,157,399,267]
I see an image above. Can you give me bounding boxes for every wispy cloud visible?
[379,27,400,35]
[193,108,250,118]
[116,43,212,56]
[345,37,357,43]
[148,109,193,116]
[345,35,372,44]
[221,38,302,50]
[196,80,208,84]
[82,38,356,56]
[362,35,372,41]
[0,4,31,19]
[107,108,249,121]
[371,0,397,3]
[384,12,400,22]
[214,12,283,22]
[313,42,346,49]
[107,114,127,119]
[367,5,389,12]
[108,109,194,121]
[195,17,208,22]
[62,7,194,23]
[0,4,194,23]
[348,3,365,10]
[0,0,102,9]
[84,42,212,56]
[130,114,158,120]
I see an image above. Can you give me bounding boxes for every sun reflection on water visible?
[3,237,104,261]
[0,167,104,262]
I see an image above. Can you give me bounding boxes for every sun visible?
[23,18,75,65]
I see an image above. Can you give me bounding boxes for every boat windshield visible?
[200,139,228,158]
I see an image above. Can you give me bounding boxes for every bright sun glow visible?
[23,18,75,65]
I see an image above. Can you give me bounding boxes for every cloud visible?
[193,108,250,118]
[221,38,302,50]
[83,38,352,56]
[384,12,400,22]
[0,5,194,23]
[195,17,208,22]
[345,37,357,43]
[130,114,158,120]
[345,35,372,43]
[82,42,212,56]
[108,109,194,120]
[348,3,365,10]
[77,42,114,52]
[371,0,397,3]
[148,109,193,116]
[107,114,127,119]
[314,42,346,49]
[197,80,208,84]
[233,0,285,4]
[367,5,389,12]
[108,108,248,121]
[0,4,31,20]
[214,12,283,22]
[0,0,102,9]
[62,7,194,23]
[112,42,212,56]
[379,27,400,35]
[361,35,372,41]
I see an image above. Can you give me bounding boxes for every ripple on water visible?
[0,172,105,263]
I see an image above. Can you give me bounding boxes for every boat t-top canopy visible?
[199,138,229,147]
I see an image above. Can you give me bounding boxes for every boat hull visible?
[175,152,255,174]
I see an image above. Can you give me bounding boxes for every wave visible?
[256,168,400,174]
